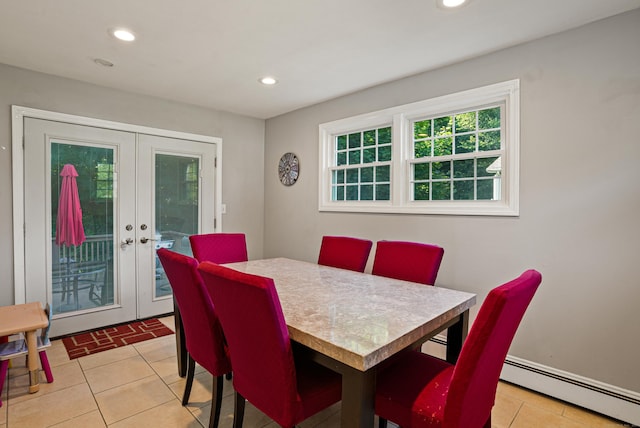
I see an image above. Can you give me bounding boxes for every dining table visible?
[0,302,50,393]
[223,257,476,428]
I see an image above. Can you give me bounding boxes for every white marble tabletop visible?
[224,258,476,371]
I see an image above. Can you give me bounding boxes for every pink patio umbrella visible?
[56,164,86,249]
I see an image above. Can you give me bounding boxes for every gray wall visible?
[264,10,640,393]
[0,63,266,305]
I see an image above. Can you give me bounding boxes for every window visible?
[319,80,519,216]
[185,161,199,203]
[96,163,114,199]
[332,126,392,201]
[411,107,501,202]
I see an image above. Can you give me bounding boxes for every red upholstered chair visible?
[375,269,542,428]
[372,240,444,285]
[157,249,231,428]
[317,235,373,272]
[197,261,342,428]
[176,233,247,377]
[189,233,248,264]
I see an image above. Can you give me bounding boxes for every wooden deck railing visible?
[53,234,114,264]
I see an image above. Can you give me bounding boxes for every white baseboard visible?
[501,355,640,426]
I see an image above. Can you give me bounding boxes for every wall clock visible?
[278,152,299,186]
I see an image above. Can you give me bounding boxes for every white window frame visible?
[319,79,520,216]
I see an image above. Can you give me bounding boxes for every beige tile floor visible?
[0,316,630,428]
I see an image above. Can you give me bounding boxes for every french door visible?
[22,117,217,336]
[137,134,216,318]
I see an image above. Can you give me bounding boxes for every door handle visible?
[120,238,134,249]
[139,237,158,244]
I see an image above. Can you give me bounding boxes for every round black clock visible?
[278,152,299,186]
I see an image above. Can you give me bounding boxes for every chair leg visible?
[0,360,10,407]
[233,391,246,428]
[378,417,388,428]
[182,355,196,405]
[483,414,491,428]
[39,351,54,383]
[208,375,224,428]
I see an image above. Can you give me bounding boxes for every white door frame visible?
[11,105,223,304]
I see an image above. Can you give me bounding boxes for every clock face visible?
[278,152,299,186]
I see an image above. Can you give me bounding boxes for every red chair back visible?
[317,235,373,272]
[372,240,444,285]
[189,233,248,264]
[198,262,300,426]
[375,270,541,428]
[156,249,231,376]
[444,269,542,427]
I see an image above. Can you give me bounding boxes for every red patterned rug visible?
[62,318,174,359]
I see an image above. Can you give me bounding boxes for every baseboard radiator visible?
[429,337,639,426]
[501,356,639,426]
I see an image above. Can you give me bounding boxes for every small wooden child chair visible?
[0,303,54,406]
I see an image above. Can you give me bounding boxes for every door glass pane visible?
[51,142,115,315]
[154,154,199,297]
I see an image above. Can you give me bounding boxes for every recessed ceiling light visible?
[438,0,468,8]
[111,28,136,42]
[259,76,278,85]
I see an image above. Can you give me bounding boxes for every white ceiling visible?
[1,0,639,119]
